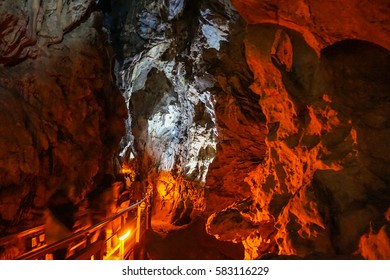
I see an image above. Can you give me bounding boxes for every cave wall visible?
[0,1,126,234]
[118,0,230,227]
[115,0,390,259]
[230,0,390,54]
[205,0,390,259]
[116,0,263,234]
[1,0,388,261]
[238,25,390,259]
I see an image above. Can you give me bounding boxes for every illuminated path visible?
[0,195,151,260]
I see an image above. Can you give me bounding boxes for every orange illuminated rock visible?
[206,1,390,259]
[358,207,390,260]
[152,171,205,230]
[231,0,390,53]
[2,0,389,261]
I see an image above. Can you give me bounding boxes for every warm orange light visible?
[121,168,133,174]
[119,230,131,241]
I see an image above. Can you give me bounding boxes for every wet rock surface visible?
[0,0,389,260]
[229,2,390,259]
[0,3,126,236]
[231,0,390,54]
[119,0,390,259]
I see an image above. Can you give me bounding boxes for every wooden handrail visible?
[0,210,89,246]
[0,225,45,245]
[16,195,149,260]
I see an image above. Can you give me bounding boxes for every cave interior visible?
[0,0,389,260]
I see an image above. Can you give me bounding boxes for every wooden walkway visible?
[0,194,151,260]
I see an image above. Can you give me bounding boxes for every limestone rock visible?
[118,0,226,226]
[232,6,390,258]
[358,207,390,259]
[1,0,389,261]
[116,0,390,260]
[0,0,94,65]
[231,0,390,53]
[0,1,32,64]
[0,9,126,234]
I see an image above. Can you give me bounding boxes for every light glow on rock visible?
[200,9,229,50]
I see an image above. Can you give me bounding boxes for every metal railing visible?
[13,194,150,260]
[0,225,46,255]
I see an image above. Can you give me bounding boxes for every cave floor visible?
[145,216,244,260]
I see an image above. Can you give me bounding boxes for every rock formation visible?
[0,0,126,238]
[211,0,390,259]
[0,0,389,260]
[117,0,390,259]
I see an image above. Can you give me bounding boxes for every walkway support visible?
[8,194,151,260]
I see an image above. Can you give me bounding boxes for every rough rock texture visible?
[358,207,390,259]
[1,0,389,261]
[115,0,262,257]
[116,0,262,237]
[118,0,222,227]
[115,0,390,260]
[0,0,95,64]
[217,0,390,259]
[231,0,390,54]
[0,1,126,236]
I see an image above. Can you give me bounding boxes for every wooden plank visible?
[68,240,104,260]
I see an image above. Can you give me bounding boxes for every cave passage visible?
[0,0,389,260]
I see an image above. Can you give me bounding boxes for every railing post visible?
[121,215,125,228]
[136,203,142,243]
[145,205,149,230]
[106,227,113,251]
[86,232,91,246]
[119,238,125,260]
[145,195,152,230]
